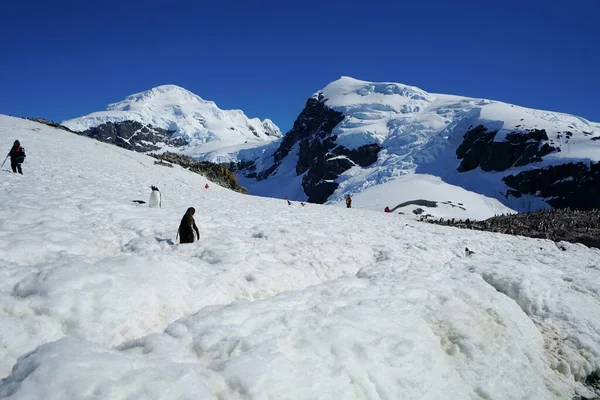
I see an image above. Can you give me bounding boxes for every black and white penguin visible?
[149,185,162,208]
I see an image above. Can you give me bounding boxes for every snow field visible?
[1,115,600,399]
[328,172,515,220]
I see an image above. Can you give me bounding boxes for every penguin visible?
[177,207,200,244]
[149,185,162,208]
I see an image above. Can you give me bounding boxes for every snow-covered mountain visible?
[63,85,281,163]
[243,76,600,212]
[1,115,600,398]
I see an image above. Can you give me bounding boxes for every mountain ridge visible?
[59,77,600,212]
[62,84,281,163]
[241,76,600,211]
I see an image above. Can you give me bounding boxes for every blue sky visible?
[1,0,598,133]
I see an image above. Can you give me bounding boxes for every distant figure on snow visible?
[148,185,161,208]
[285,196,292,206]
[345,195,352,208]
[7,140,25,174]
[384,206,391,213]
[465,247,475,256]
[177,207,200,244]
[205,183,209,189]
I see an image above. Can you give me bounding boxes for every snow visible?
[330,173,515,220]
[1,115,600,399]
[252,76,600,212]
[319,77,600,157]
[238,143,308,201]
[62,85,282,163]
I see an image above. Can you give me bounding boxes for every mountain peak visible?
[315,76,434,107]
[107,84,211,111]
[62,85,282,161]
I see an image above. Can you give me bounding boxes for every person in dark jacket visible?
[345,195,352,208]
[8,140,25,174]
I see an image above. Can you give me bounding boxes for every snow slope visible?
[62,85,281,162]
[332,174,515,220]
[1,115,600,399]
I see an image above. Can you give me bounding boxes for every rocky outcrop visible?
[503,162,600,209]
[456,125,559,172]
[391,199,438,212]
[256,94,382,203]
[79,121,187,152]
[150,152,246,194]
[24,117,76,132]
[221,160,256,174]
[420,208,600,249]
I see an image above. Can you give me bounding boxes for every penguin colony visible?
[418,208,600,249]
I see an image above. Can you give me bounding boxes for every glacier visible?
[244,76,600,212]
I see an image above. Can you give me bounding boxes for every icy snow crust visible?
[264,76,600,210]
[62,85,281,163]
[1,115,600,399]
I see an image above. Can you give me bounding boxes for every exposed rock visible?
[257,94,382,203]
[391,199,438,212]
[24,117,76,132]
[583,371,600,399]
[420,208,600,249]
[78,121,187,152]
[270,94,345,168]
[503,162,600,209]
[150,152,246,194]
[456,125,559,172]
[221,160,255,173]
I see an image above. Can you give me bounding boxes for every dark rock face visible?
[584,371,600,399]
[150,152,246,194]
[503,162,600,209]
[257,95,382,203]
[79,121,187,152]
[270,94,345,168]
[391,199,438,211]
[456,125,559,172]
[221,160,255,174]
[421,208,600,250]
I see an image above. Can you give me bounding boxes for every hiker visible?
[384,206,391,213]
[7,140,25,174]
[345,195,352,208]
[177,207,200,244]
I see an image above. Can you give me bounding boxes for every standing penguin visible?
[148,185,161,208]
[177,207,200,244]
